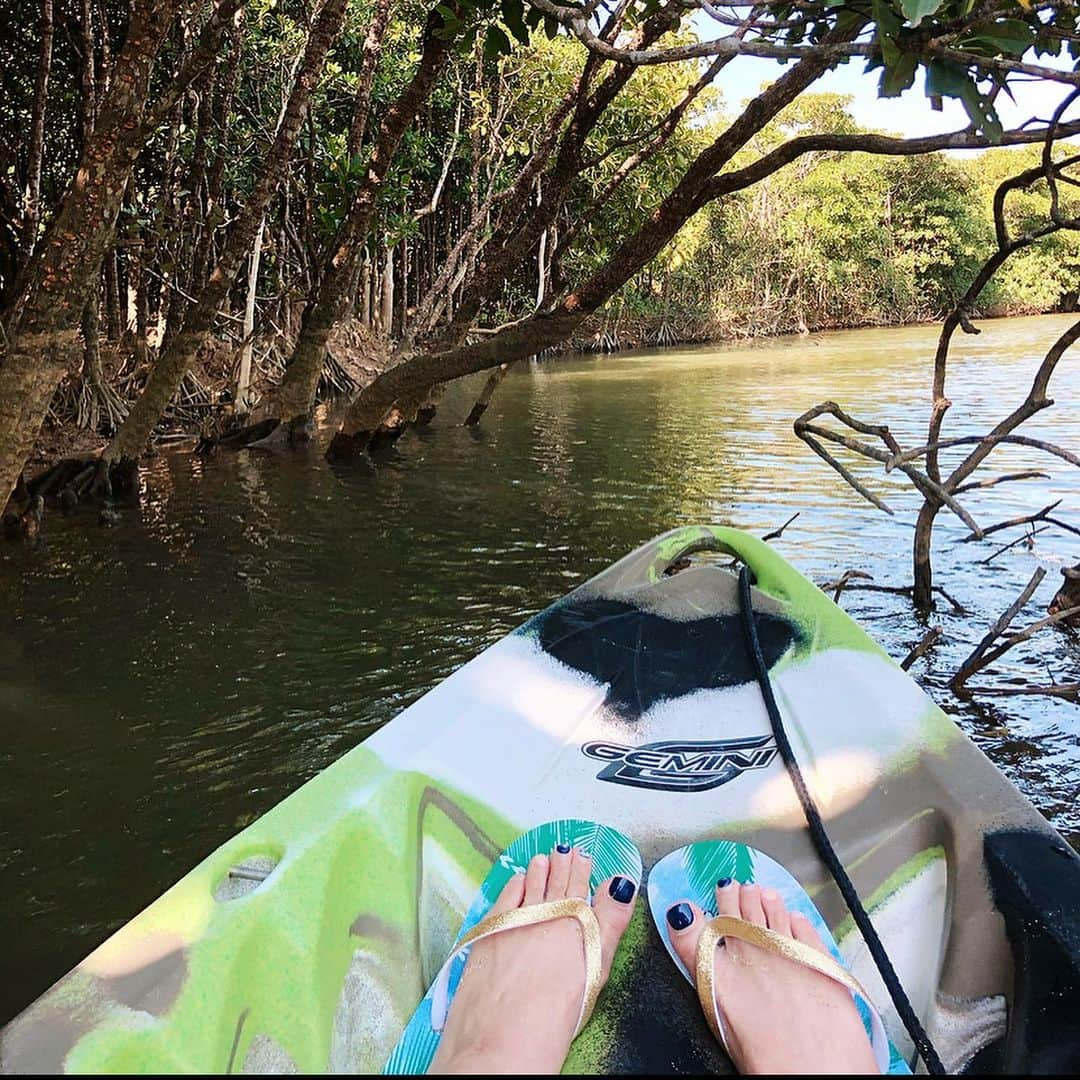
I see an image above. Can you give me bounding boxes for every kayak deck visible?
[2,525,1079,1073]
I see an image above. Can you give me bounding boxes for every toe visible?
[667,900,706,976]
[760,888,791,938]
[790,911,830,953]
[546,843,572,899]
[739,883,767,927]
[523,853,549,904]
[715,878,740,916]
[489,870,526,914]
[592,876,637,977]
[567,847,592,898]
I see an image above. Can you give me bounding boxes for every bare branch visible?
[819,571,967,614]
[958,500,1080,543]
[900,626,942,672]
[952,470,1049,495]
[794,403,984,536]
[944,315,1080,496]
[761,511,800,543]
[707,122,1080,204]
[965,683,1079,701]
[1044,87,1080,227]
[950,568,1046,693]
[822,569,873,603]
[530,0,1080,85]
[887,433,1080,473]
[978,524,1051,566]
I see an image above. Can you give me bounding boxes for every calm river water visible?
[1,313,1078,1025]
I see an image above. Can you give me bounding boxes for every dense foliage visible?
[0,0,1077,511]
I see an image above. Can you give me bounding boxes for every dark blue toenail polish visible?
[717,877,732,888]
[556,843,571,854]
[609,876,636,904]
[667,903,694,931]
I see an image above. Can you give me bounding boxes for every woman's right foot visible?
[666,881,880,1075]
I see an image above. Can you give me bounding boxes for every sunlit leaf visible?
[881,52,918,97]
[964,19,1036,57]
[901,0,945,25]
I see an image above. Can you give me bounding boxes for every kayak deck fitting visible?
[3,525,1079,1073]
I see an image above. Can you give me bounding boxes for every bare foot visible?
[666,881,880,1075]
[430,845,637,1074]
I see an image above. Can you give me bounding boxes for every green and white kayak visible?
[3,526,1079,1073]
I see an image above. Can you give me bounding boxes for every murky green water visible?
[2,313,1078,1025]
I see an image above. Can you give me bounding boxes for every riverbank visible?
[15,302,1074,486]
[562,298,1078,354]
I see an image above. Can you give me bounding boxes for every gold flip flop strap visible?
[695,914,873,1046]
[451,897,604,1038]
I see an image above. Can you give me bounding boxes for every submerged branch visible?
[978,525,1051,567]
[960,501,1080,544]
[950,570,1080,699]
[761,511,800,543]
[900,626,942,672]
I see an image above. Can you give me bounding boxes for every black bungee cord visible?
[737,564,946,1076]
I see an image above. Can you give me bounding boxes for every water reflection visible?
[0,313,1077,1026]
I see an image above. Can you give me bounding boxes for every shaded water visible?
[1,313,1078,1026]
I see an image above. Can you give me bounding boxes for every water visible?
[1,313,1078,1026]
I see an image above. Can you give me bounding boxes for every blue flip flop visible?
[384,819,642,1074]
[647,840,906,1074]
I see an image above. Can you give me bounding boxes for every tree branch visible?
[706,121,1080,203]
[950,567,1046,693]
[959,500,1080,543]
[138,0,245,145]
[900,626,942,671]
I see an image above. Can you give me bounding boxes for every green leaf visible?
[964,19,1036,57]
[881,51,917,97]
[958,81,1003,142]
[433,4,461,37]
[502,0,529,44]
[926,61,1003,142]
[872,0,902,38]
[901,0,944,25]
[924,58,969,97]
[879,32,902,67]
[483,23,512,62]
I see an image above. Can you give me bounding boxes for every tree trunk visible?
[22,0,54,260]
[272,8,455,428]
[80,288,102,428]
[436,14,676,351]
[175,65,217,309]
[380,244,395,335]
[359,251,371,324]
[328,20,864,458]
[0,1,184,509]
[536,223,548,309]
[463,362,512,427]
[104,248,122,340]
[236,216,265,415]
[104,0,349,465]
[347,0,391,156]
[132,238,149,369]
[913,499,942,611]
[327,309,586,459]
[193,16,243,288]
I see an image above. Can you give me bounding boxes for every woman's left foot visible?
[430,845,637,1074]
[666,881,879,1074]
